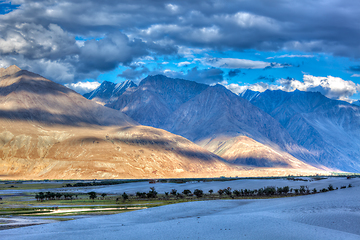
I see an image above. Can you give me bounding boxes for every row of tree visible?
[35,191,76,201]
[34,183,353,202]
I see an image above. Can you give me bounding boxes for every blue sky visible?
[1,0,360,101]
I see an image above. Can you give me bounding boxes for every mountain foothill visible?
[0,65,358,179]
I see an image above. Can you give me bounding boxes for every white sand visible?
[1,181,360,239]
[58,177,360,195]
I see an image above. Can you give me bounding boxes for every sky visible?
[1,0,360,101]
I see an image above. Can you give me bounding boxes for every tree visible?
[88,191,97,202]
[218,189,224,196]
[328,184,334,191]
[122,192,129,202]
[312,188,317,194]
[55,192,62,200]
[38,192,45,202]
[194,189,203,198]
[170,189,177,196]
[224,187,232,196]
[146,187,157,198]
[136,192,147,198]
[101,193,107,199]
[182,189,192,196]
[208,189,213,195]
[233,190,241,197]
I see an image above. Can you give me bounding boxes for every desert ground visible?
[0,177,359,239]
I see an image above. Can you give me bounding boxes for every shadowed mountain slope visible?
[245,89,360,172]
[162,84,318,168]
[0,66,135,127]
[107,75,209,127]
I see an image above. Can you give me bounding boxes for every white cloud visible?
[225,75,360,101]
[166,4,179,12]
[177,61,191,67]
[65,81,100,95]
[351,74,360,77]
[201,57,271,69]
[266,54,315,59]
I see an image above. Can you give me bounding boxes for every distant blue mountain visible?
[246,89,360,172]
[107,75,209,127]
[353,100,360,107]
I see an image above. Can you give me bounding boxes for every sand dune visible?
[1,179,359,239]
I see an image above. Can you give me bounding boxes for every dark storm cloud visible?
[2,0,360,83]
[256,75,275,82]
[228,69,241,78]
[77,32,149,73]
[349,65,360,72]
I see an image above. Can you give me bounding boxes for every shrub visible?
[328,184,334,191]
[312,188,317,193]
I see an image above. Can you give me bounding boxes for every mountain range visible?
[0,66,248,179]
[3,65,358,180]
[85,74,360,173]
[241,89,360,172]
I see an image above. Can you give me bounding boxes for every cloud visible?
[351,74,360,77]
[266,54,314,59]
[2,0,360,84]
[77,32,149,73]
[0,23,79,59]
[228,69,241,78]
[65,81,101,95]
[165,67,224,84]
[256,75,275,82]
[349,65,360,72]
[117,66,150,80]
[225,75,360,101]
[177,61,191,67]
[202,57,271,69]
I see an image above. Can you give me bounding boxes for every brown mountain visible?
[0,67,326,179]
[0,66,242,179]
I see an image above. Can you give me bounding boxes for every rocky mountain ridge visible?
[83,80,137,105]
[242,89,360,172]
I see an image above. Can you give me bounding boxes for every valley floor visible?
[0,177,359,239]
